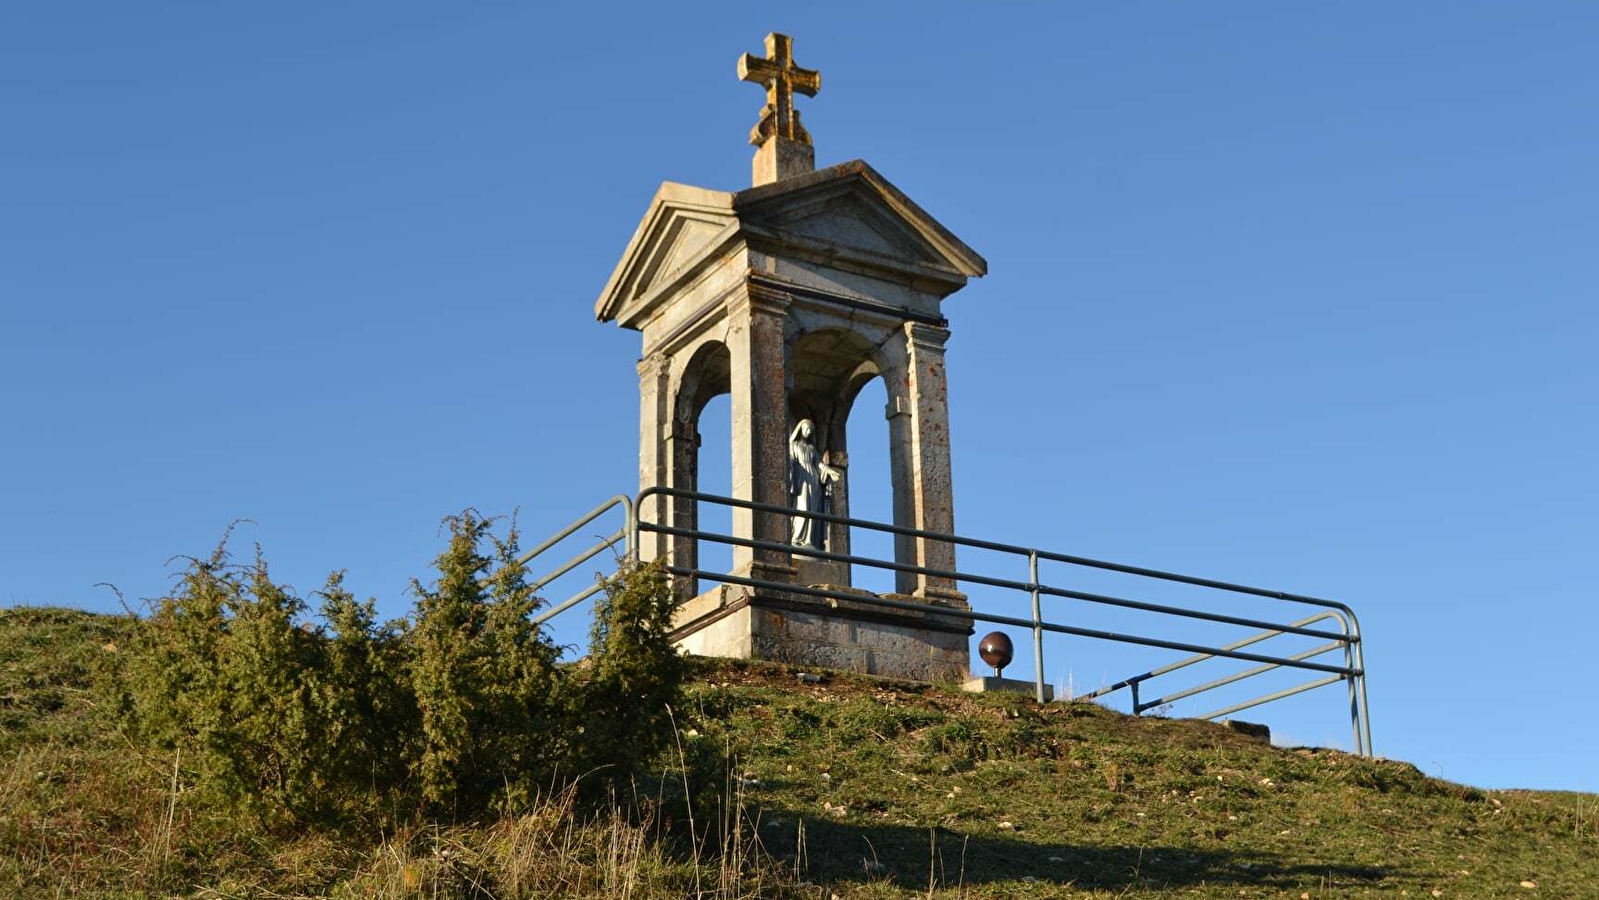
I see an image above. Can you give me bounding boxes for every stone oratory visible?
[595,34,986,680]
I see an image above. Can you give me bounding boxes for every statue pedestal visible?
[793,554,849,589]
[671,581,972,682]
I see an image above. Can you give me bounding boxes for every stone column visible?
[727,284,794,580]
[822,447,850,564]
[665,419,700,596]
[893,322,964,604]
[885,385,918,595]
[636,354,671,564]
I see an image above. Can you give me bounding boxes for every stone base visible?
[752,137,814,185]
[962,675,1053,702]
[671,580,972,682]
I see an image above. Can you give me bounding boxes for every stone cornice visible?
[739,223,969,292]
[730,281,794,317]
[641,280,743,359]
[636,352,669,377]
[749,274,948,328]
[904,320,952,352]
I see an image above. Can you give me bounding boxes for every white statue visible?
[788,419,842,551]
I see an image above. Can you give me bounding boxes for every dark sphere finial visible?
[978,631,1014,677]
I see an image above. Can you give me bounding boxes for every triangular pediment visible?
[595,161,985,328]
[732,161,987,280]
[635,213,732,296]
[765,192,933,262]
[594,182,739,325]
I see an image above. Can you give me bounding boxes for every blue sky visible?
[2,3,1594,791]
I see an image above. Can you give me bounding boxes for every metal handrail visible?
[655,564,1356,676]
[509,487,1372,756]
[502,495,635,627]
[1079,611,1366,754]
[643,521,1352,642]
[633,486,1373,755]
[1081,611,1349,701]
[641,487,1360,622]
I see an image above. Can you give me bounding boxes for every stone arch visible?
[783,327,897,584]
[787,326,886,445]
[674,339,731,432]
[657,337,734,596]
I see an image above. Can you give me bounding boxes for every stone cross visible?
[738,33,820,184]
[738,32,820,145]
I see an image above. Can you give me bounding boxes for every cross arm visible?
[738,53,778,84]
[788,67,821,97]
[737,54,821,96]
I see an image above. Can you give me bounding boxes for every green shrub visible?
[561,561,685,788]
[309,570,413,822]
[111,513,684,830]
[117,539,339,826]
[408,512,565,816]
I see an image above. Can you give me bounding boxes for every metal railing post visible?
[503,495,633,629]
[1340,606,1374,757]
[1030,550,1045,704]
[1344,639,1363,756]
[622,494,637,563]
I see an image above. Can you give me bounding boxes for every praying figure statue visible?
[788,418,841,551]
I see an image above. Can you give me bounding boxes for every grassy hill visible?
[3,605,1594,898]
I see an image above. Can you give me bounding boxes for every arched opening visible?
[673,340,732,596]
[844,374,895,594]
[696,393,733,579]
[787,327,894,589]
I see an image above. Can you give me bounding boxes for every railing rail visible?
[515,487,1372,756]
[501,495,634,627]
[634,486,1372,756]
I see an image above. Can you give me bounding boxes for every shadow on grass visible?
[752,809,1395,891]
